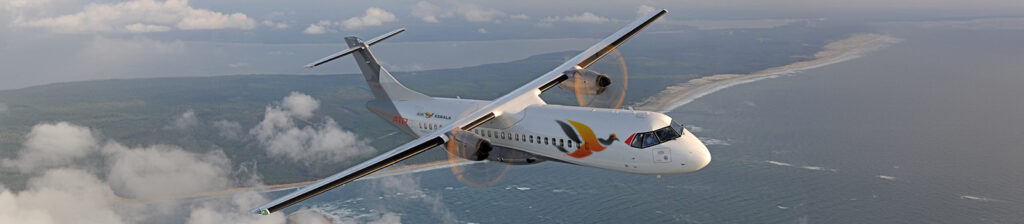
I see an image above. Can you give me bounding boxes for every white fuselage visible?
[386,97,711,174]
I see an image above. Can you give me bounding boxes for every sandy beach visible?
[631,33,902,113]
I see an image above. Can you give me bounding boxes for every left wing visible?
[252,9,666,215]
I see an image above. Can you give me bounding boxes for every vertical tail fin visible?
[305,28,429,102]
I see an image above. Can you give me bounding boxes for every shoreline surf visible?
[632,33,902,113]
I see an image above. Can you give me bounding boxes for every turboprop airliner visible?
[253,9,710,215]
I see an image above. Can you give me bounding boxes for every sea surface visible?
[295,29,1024,223]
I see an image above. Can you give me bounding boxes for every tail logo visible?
[556,120,618,158]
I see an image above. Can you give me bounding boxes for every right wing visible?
[252,9,666,215]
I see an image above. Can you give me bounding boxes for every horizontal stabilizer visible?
[304,28,406,68]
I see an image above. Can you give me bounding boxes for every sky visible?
[1,0,1022,90]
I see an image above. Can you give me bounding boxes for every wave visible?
[766,160,793,167]
[765,160,838,172]
[960,195,1000,202]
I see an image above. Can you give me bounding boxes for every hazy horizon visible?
[3,0,1024,89]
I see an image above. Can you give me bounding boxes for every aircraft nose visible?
[677,129,711,173]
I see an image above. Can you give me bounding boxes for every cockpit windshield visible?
[628,122,684,149]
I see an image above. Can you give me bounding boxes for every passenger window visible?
[530,136,534,143]
[559,139,564,147]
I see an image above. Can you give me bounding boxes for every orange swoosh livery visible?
[556,120,618,158]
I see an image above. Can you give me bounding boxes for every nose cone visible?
[677,129,711,173]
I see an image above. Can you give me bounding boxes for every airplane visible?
[253,9,710,215]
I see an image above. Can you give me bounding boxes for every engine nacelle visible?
[557,68,612,95]
[487,146,546,165]
[446,131,492,161]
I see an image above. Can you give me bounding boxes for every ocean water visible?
[297,29,1024,223]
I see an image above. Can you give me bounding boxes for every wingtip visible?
[251,208,271,215]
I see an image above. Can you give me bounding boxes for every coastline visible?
[631,33,902,113]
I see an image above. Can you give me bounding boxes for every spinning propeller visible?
[564,49,630,109]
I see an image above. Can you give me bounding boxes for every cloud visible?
[340,7,397,30]
[409,2,509,23]
[261,20,288,29]
[102,142,231,198]
[0,121,286,224]
[250,92,375,165]
[456,4,506,22]
[124,23,172,33]
[282,92,319,120]
[303,20,331,35]
[169,109,199,130]
[185,191,286,224]
[509,14,530,20]
[3,0,49,10]
[214,120,244,140]
[542,12,612,24]
[0,169,123,224]
[0,103,7,115]
[636,5,656,17]
[884,17,1024,30]
[2,122,98,173]
[11,0,257,33]
[477,28,488,34]
[367,175,456,223]
[411,1,442,23]
[302,7,396,34]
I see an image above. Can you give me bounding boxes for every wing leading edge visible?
[252,9,666,215]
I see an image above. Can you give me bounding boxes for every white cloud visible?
[250,92,374,165]
[0,103,7,115]
[477,28,488,34]
[213,120,244,140]
[540,11,610,24]
[2,122,97,173]
[637,5,656,17]
[456,4,505,22]
[409,2,508,23]
[0,121,287,224]
[169,109,199,130]
[11,0,257,33]
[411,1,441,23]
[186,191,286,224]
[261,20,288,29]
[303,20,331,35]
[340,7,397,30]
[281,92,319,120]
[367,175,456,223]
[509,14,530,20]
[303,8,396,34]
[2,0,49,10]
[124,23,172,33]
[0,169,124,224]
[102,142,231,198]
